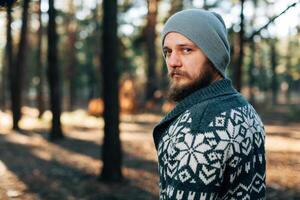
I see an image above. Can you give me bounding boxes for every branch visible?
[247,1,299,41]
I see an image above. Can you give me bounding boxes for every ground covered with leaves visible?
[0,107,299,200]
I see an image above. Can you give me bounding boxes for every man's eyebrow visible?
[176,43,196,47]
[163,43,196,48]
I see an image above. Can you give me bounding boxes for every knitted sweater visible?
[153,79,266,200]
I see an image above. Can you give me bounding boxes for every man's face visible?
[163,32,219,101]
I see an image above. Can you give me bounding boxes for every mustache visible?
[168,69,189,78]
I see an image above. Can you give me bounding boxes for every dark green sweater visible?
[153,79,266,200]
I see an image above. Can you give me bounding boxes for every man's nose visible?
[167,52,181,68]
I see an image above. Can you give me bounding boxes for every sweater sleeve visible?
[158,103,266,199]
[157,110,223,200]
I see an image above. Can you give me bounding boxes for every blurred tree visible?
[36,0,45,118]
[10,0,30,130]
[285,32,293,104]
[47,0,64,140]
[200,0,221,10]
[145,0,159,101]
[85,36,99,101]
[100,0,123,181]
[256,42,269,93]
[2,1,14,110]
[248,41,256,103]
[168,0,183,14]
[0,0,17,7]
[247,0,258,104]
[233,0,299,93]
[87,6,101,101]
[248,2,298,42]
[203,0,208,9]
[1,48,7,109]
[66,0,77,111]
[269,38,278,106]
[232,0,245,92]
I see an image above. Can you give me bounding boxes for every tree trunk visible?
[168,0,183,14]
[248,41,256,103]
[67,29,77,111]
[10,0,30,130]
[47,0,64,140]
[100,0,123,182]
[270,39,278,106]
[6,4,13,113]
[203,0,208,9]
[247,0,258,104]
[233,0,245,92]
[145,0,158,101]
[1,52,7,110]
[36,0,45,118]
[2,4,12,110]
[87,5,101,101]
[285,34,292,104]
[66,0,77,111]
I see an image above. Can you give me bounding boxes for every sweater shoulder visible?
[189,93,251,133]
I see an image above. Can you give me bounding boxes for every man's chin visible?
[168,75,214,102]
[168,82,195,102]
[170,80,189,90]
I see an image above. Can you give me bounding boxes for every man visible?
[153,9,266,200]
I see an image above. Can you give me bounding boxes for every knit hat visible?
[162,9,230,77]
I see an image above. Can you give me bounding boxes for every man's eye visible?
[182,48,192,54]
[164,50,171,57]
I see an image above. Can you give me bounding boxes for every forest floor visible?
[0,105,299,200]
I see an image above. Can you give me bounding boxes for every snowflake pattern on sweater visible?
[157,104,265,200]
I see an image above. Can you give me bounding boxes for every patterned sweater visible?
[153,79,266,200]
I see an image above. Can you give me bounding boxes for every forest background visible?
[0,0,300,199]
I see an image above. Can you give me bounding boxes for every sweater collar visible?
[158,78,236,126]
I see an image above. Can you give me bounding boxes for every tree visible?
[88,5,101,100]
[232,0,245,92]
[203,0,208,9]
[10,0,30,130]
[269,38,278,106]
[247,0,258,104]
[36,0,45,118]
[168,0,183,14]
[2,1,14,111]
[0,0,17,7]
[100,0,123,181]
[248,41,256,103]
[145,0,159,101]
[66,0,77,111]
[285,32,293,104]
[234,1,299,93]
[247,2,298,42]
[47,0,64,140]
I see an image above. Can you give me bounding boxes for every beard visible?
[167,65,216,102]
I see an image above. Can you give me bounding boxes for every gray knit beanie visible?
[162,9,230,77]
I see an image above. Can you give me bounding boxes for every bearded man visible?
[153,9,266,200]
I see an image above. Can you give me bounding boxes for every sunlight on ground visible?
[0,111,12,130]
[0,159,33,199]
[0,108,160,199]
[5,131,101,175]
[265,124,300,152]
[2,107,300,154]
